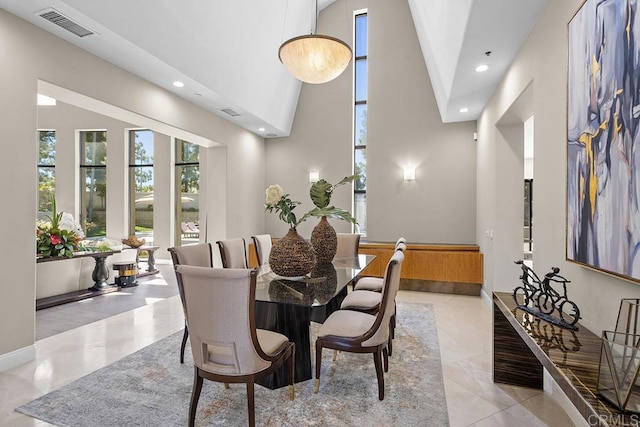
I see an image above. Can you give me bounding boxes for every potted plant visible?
[305,175,358,262]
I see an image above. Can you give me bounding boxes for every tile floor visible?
[0,263,576,426]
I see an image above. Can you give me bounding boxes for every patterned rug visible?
[17,303,448,426]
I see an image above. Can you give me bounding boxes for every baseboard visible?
[0,345,35,372]
[543,369,589,427]
[399,279,481,296]
[480,287,492,308]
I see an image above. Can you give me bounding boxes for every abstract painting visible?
[567,0,640,282]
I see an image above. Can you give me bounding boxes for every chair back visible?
[168,243,214,309]
[168,243,213,269]
[176,265,270,376]
[217,238,248,268]
[334,233,360,260]
[362,250,404,347]
[395,237,407,250]
[251,234,272,267]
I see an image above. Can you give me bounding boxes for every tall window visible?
[175,139,200,245]
[80,130,107,238]
[38,130,56,219]
[524,179,533,256]
[129,130,154,242]
[354,12,368,235]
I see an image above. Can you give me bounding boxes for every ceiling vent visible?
[221,108,241,117]
[37,8,94,38]
[266,133,278,138]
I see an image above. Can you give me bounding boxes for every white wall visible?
[265,0,477,243]
[0,8,265,368]
[477,0,640,334]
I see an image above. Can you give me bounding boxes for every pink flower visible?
[50,235,61,245]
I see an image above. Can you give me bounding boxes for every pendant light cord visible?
[281,0,289,43]
[313,0,318,35]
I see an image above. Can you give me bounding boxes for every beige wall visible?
[0,8,266,367]
[265,0,477,242]
[477,0,640,334]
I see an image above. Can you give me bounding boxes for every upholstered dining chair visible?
[346,240,407,355]
[314,250,404,400]
[354,238,406,292]
[334,233,361,260]
[176,265,295,427]
[216,237,248,268]
[167,243,214,364]
[251,234,272,268]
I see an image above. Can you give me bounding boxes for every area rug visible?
[17,303,448,426]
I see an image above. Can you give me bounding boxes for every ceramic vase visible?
[311,216,337,263]
[269,228,315,277]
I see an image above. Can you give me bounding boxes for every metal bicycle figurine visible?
[513,260,581,330]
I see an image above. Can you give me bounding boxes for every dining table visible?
[254,254,375,389]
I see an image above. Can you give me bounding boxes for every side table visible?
[135,245,160,277]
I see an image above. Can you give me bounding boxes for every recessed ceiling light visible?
[173,81,184,88]
[459,107,469,113]
[475,64,489,72]
[258,127,266,132]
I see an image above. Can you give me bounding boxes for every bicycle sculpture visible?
[513,260,581,330]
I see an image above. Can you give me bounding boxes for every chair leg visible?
[391,312,396,339]
[333,350,338,361]
[189,367,203,427]
[224,383,229,389]
[373,350,385,401]
[314,340,323,394]
[388,333,393,357]
[288,343,295,400]
[383,347,389,373]
[247,380,255,427]
[180,325,189,364]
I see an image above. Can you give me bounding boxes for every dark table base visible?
[255,287,347,389]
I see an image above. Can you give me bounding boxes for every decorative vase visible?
[311,262,338,304]
[311,216,337,263]
[269,228,316,277]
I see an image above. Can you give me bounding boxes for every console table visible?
[36,250,121,310]
[493,291,633,426]
[134,245,160,277]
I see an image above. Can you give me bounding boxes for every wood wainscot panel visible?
[247,242,258,268]
[358,242,483,296]
[444,252,484,284]
[357,247,393,277]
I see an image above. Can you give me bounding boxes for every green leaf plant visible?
[298,175,359,225]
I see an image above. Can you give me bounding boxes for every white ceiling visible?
[0,0,546,137]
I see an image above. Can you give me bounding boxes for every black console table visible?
[36,250,121,310]
[493,291,635,426]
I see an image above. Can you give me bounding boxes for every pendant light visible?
[278,0,352,84]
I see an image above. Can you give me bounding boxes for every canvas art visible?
[567,0,640,281]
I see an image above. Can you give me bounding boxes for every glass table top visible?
[254,255,375,307]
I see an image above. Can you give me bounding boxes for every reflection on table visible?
[254,255,374,389]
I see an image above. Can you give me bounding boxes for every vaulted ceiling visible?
[0,0,547,138]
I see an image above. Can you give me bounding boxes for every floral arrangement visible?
[36,198,84,258]
[265,184,303,228]
[264,175,358,229]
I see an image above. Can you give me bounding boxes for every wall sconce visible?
[403,167,416,181]
[309,171,320,183]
